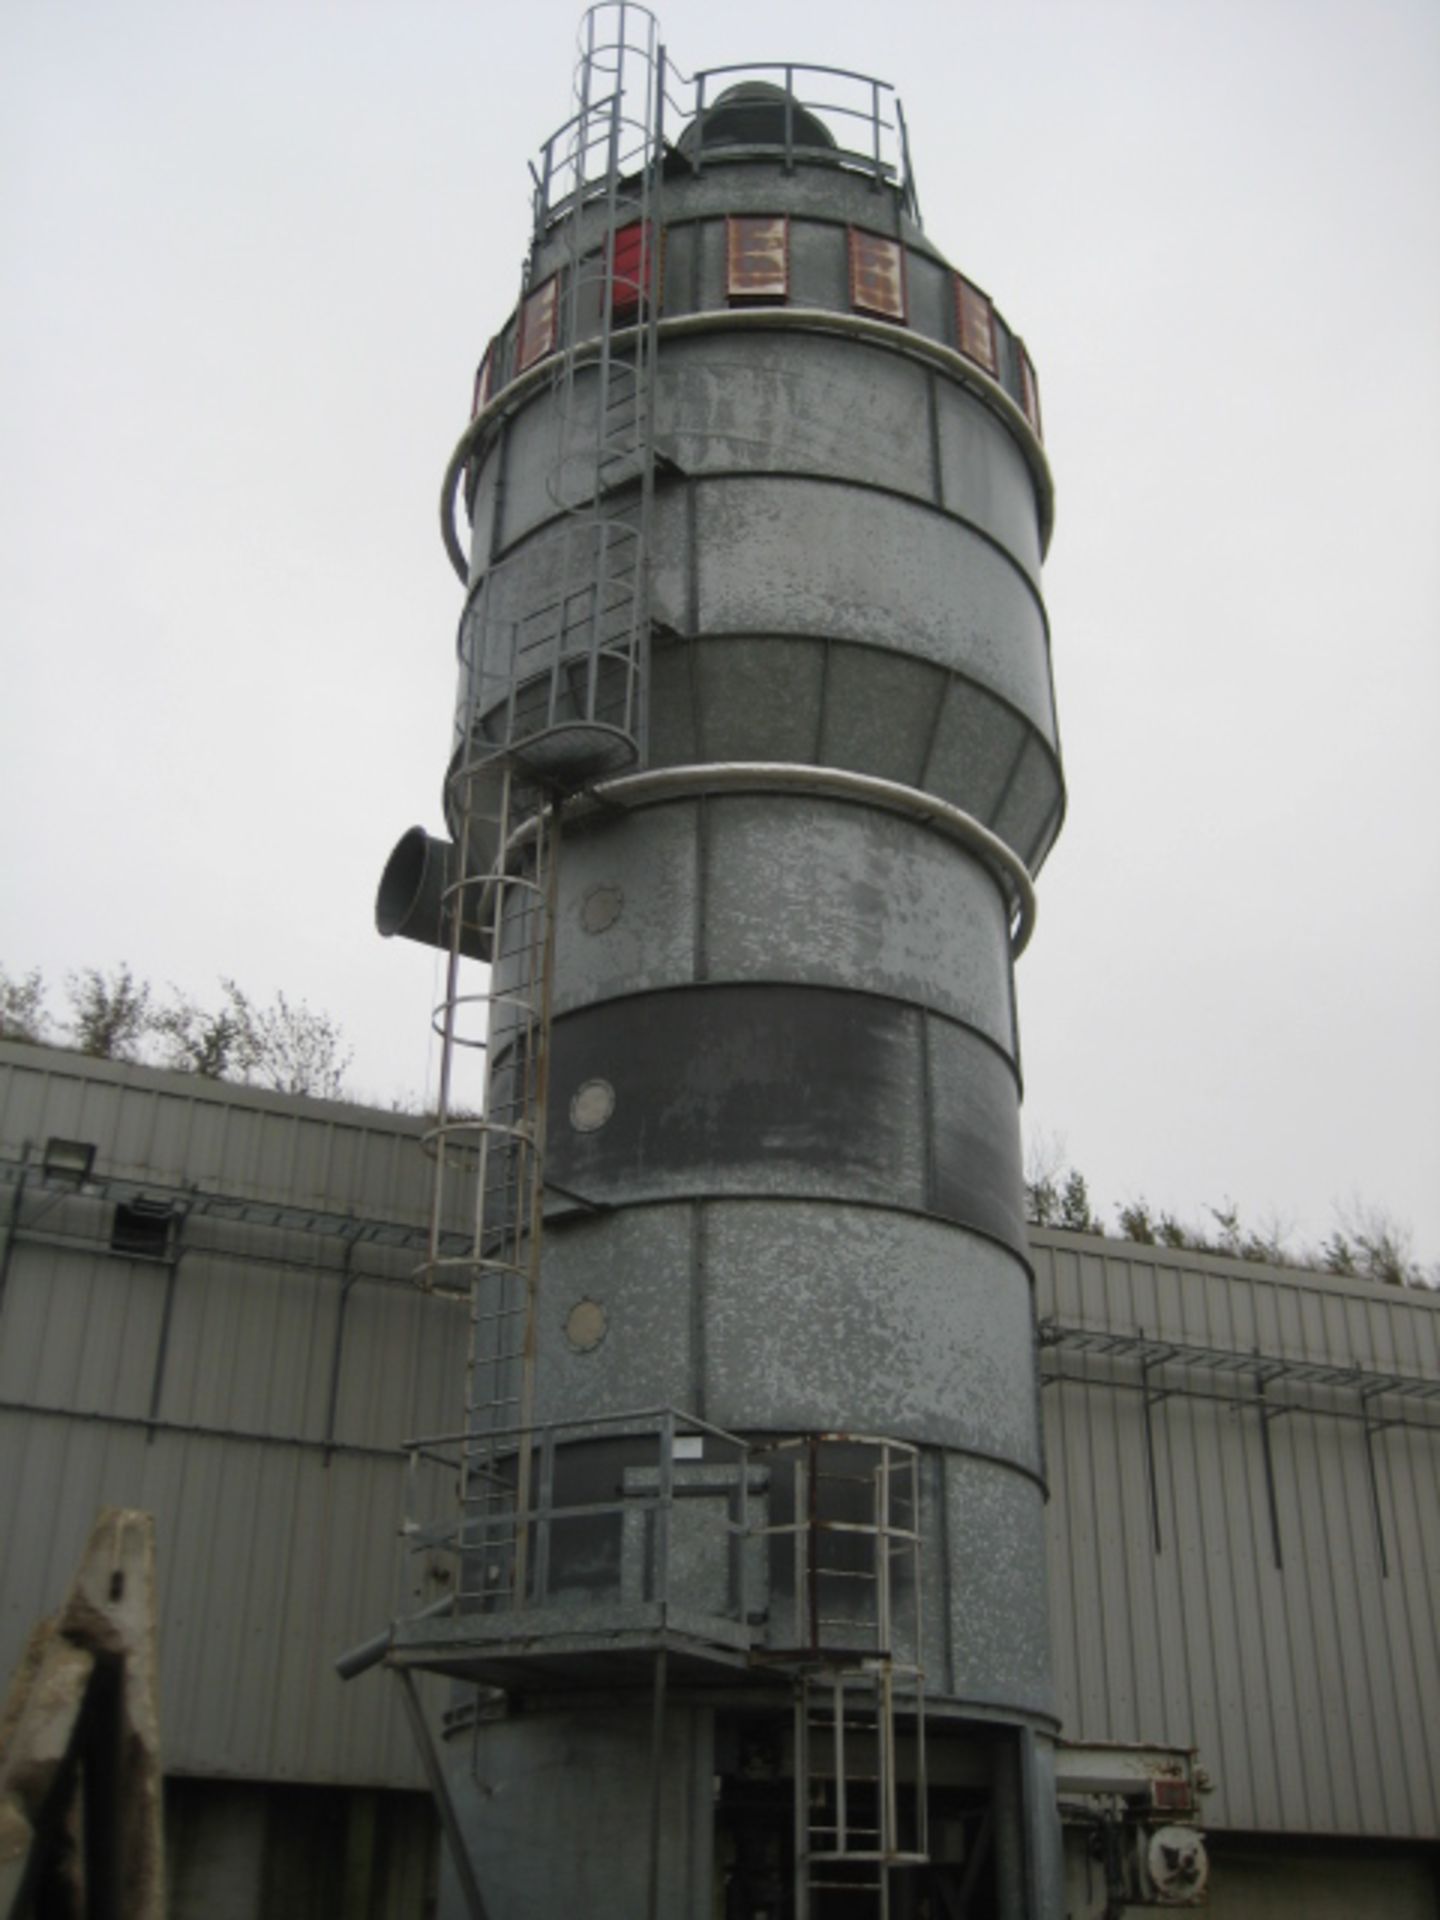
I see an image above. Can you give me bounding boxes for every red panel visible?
[610,221,658,321]
[727,215,789,303]
[848,228,907,323]
[516,276,559,373]
[953,274,998,376]
[1016,340,1042,440]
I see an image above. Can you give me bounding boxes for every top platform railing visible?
[681,61,918,219]
[529,1,664,241]
[528,28,920,240]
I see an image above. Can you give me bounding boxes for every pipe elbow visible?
[376,827,489,962]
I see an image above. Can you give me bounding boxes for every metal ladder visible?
[420,764,560,1613]
[416,2,665,1615]
[798,1666,909,1914]
[756,1436,929,1918]
[516,0,665,774]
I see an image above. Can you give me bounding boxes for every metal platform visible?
[387,1601,755,1692]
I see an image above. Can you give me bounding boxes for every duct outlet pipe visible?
[375,827,488,962]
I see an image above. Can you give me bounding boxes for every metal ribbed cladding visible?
[533,1200,1045,1476]
[546,986,1026,1257]
[450,307,1064,872]
[444,307,1054,579]
[543,789,1021,1052]
[576,762,1037,951]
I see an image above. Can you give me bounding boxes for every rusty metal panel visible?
[515,274,558,373]
[1032,1231,1440,1841]
[847,226,906,322]
[954,273,998,376]
[725,214,788,301]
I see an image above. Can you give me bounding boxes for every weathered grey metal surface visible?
[444,1703,716,1920]
[0,1040,457,1789]
[1031,1228,1440,1841]
[684,477,1051,724]
[944,1456,1055,1718]
[534,1201,1042,1472]
[467,372,1061,868]
[419,56,1069,1915]
[544,987,1026,1249]
[482,333,1043,586]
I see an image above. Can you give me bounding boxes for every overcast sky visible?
[3,0,1437,1260]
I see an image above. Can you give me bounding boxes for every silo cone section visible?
[444,1703,717,1920]
[465,323,1063,872]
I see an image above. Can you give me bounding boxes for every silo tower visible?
[369,7,1065,1913]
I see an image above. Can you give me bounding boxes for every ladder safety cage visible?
[420,1,670,1630]
[418,768,561,1608]
[455,2,665,803]
[750,1434,930,1917]
[750,1433,924,1661]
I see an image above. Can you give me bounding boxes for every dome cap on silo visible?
[676,81,838,156]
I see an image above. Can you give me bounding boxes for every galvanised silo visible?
[372,8,1064,1915]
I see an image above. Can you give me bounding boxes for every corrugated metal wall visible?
[0,1040,464,1788]
[165,1778,438,1919]
[5,1042,1437,1846]
[1032,1228,1440,1841]
[0,1043,433,1218]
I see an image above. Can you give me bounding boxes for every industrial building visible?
[2,1039,1435,1915]
[4,6,1438,1917]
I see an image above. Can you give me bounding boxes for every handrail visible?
[527,49,916,231]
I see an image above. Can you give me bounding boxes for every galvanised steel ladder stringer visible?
[753,1435,930,1918]
[417,0,666,1622]
[419,761,560,1614]
[479,0,666,782]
